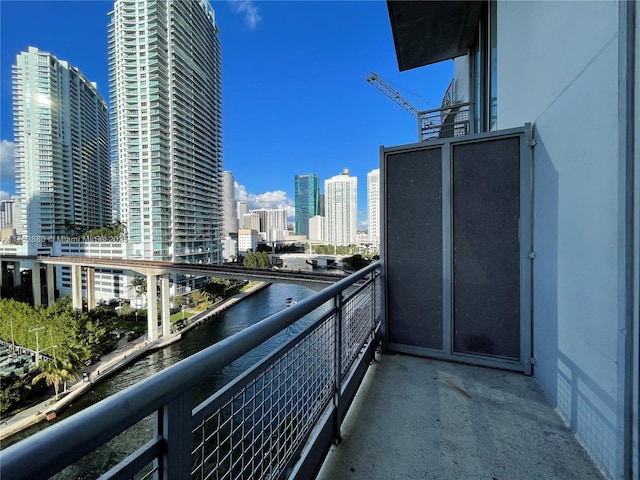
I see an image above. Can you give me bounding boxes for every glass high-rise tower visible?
[294,173,320,237]
[109,0,222,266]
[13,47,110,238]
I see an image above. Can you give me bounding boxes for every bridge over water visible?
[0,255,348,343]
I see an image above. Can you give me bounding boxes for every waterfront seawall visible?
[0,282,270,442]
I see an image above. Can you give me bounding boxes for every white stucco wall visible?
[496,2,623,478]
[452,55,470,103]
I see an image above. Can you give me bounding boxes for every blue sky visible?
[0,0,452,227]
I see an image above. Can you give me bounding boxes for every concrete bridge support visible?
[145,273,172,342]
[71,265,83,310]
[161,275,171,337]
[28,262,56,307]
[12,262,21,287]
[31,262,41,306]
[86,267,96,310]
[46,264,55,306]
[146,274,158,341]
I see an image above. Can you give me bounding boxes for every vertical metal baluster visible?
[333,292,343,444]
[156,389,193,479]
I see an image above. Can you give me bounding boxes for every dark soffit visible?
[387,1,484,71]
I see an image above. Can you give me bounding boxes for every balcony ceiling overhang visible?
[387,1,483,71]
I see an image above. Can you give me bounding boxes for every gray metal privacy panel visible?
[381,125,532,373]
[385,147,443,349]
[452,137,521,359]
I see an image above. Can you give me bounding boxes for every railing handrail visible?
[419,101,472,117]
[0,261,381,479]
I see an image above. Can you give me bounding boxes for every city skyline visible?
[0,1,454,229]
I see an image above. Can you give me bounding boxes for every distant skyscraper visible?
[109,0,222,266]
[0,199,15,230]
[13,47,110,238]
[309,215,325,242]
[367,169,380,246]
[222,171,237,236]
[324,168,357,246]
[252,208,288,233]
[237,201,249,223]
[243,213,260,231]
[294,174,320,236]
[252,208,288,243]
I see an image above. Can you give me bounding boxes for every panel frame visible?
[381,124,532,374]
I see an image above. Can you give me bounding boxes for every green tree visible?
[172,295,187,308]
[116,303,135,318]
[0,373,48,417]
[32,358,78,400]
[342,254,371,271]
[129,276,147,296]
[257,252,271,268]
[190,290,204,307]
[112,219,127,237]
[243,250,257,267]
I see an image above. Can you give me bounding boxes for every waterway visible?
[5,281,329,478]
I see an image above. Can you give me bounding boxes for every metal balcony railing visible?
[1,262,382,480]
[419,102,473,141]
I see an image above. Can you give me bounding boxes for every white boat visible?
[284,298,296,308]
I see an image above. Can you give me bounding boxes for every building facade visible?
[237,200,249,224]
[242,213,260,231]
[324,169,357,246]
[109,0,223,272]
[0,199,15,230]
[309,215,325,242]
[221,236,237,262]
[294,173,320,237]
[252,208,288,242]
[367,168,380,247]
[13,47,110,239]
[237,228,258,254]
[53,242,134,303]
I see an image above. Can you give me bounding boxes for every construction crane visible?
[366,72,434,140]
[366,72,420,118]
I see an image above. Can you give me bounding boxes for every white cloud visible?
[0,191,10,202]
[229,0,261,29]
[235,182,295,219]
[0,140,16,183]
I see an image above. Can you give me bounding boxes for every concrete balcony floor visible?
[317,353,605,480]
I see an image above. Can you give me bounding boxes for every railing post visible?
[370,271,376,342]
[155,390,193,479]
[333,292,343,444]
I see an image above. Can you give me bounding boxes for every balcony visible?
[317,354,604,479]
[419,101,472,141]
[0,262,605,479]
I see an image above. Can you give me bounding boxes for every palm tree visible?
[128,276,147,308]
[112,219,127,239]
[32,358,78,400]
